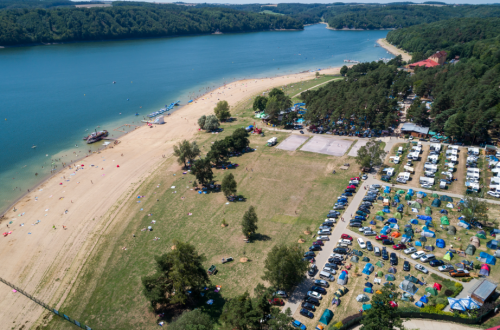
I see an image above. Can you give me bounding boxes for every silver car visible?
[404,247,417,255]
[363,230,377,236]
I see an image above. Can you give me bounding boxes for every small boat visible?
[113,81,116,84]
[174,100,181,106]
[135,113,139,116]
[188,100,193,103]
[32,145,37,149]
[83,130,109,144]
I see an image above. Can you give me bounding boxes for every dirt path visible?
[406,146,428,189]
[450,147,467,194]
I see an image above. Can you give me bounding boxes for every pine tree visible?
[241,206,258,238]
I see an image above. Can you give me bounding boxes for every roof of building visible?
[471,279,497,301]
[485,145,497,150]
[430,51,447,59]
[409,59,439,68]
[401,123,430,135]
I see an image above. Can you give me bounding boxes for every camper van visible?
[424,164,438,173]
[467,168,480,175]
[267,137,278,147]
[384,168,395,177]
[393,156,400,164]
[468,148,480,156]
[407,152,419,161]
[420,177,435,185]
[397,147,403,155]
[398,172,411,181]
[427,155,439,164]
[466,173,480,180]
[424,171,435,178]
[403,165,414,173]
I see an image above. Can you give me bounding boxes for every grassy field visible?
[42,79,361,330]
[260,10,284,15]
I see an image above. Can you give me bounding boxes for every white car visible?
[357,238,366,249]
[414,264,429,274]
[317,229,331,235]
[359,226,371,232]
[411,251,426,259]
[420,254,436,263]
[338,239,352,245]
[325,218,337,223]
[487,191,500,198]
[404,247,417,255]
[322,267,337,275]
[316,236,330,241]
[409,136,414,140]
[330,253,344,259]
[421,184,433,189]
[307,291,322,300]
[362,174,368,180]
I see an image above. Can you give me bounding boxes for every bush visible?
[444,289,454,296]
[420,304,447,314]
[436,297,447,306]
[334,321,343,329]
[454,282,463,289]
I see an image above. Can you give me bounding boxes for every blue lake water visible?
[0,24,391,213]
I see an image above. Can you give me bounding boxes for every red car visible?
[347,185,356,189]
[375,235,388,240]
[392,243,407,250]
[313,240,324,246]
[268,298,284,306]
[341,234,353,241]
[351,177,360,181]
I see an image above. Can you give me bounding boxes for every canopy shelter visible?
[470,236,480,248]
[399,280,419,295]
[356,294,370,302]
[319,309,334,325]
[440,216,449,225]
[460,297,480,310]
[425,207,432,215]
[477,230,487,239]
[480,264,490,276]
[426,287,438,296]
[375,261,384,268]
[436,239,445,248]
[431,198,441,207]
[385,274,395,281]
[420,295,429,303]
[433,283,442,291]
[388,267,397,274]
[465,244,476,255]
[443,251,453,261]
[478,252,496,265]
[362,263,374,275]
[486,240,499,250]
[351,256,359,263]
[448,298,466,311]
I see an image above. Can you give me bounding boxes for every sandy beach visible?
[0,67,342,328]
[377,38,412,62]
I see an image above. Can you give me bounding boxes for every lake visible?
[0,24,391,213]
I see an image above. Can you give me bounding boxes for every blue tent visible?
[370,221,376,225]
[384,187,391,194]
[383,209,391,213]
[362,263,374,275]
[365,282,373,288]
[479,252,496,265]
[417,215,432,221]
[375,216,384,221]
[490,229,500,236]
[410,219,419,225]
[440,209,448,214]
[415,301,424,308]
[415,241,422,247]
[364,287,374,294]
[388,218,398,223]
[448,298,466,311]
[421,230,436,238]
[319,309,334,325]
[395,197,401,204]
[459,220,471,230]
[408,189,414,196]
[436,239,445,248]
[486,240,499,250]
[419,295,429,303]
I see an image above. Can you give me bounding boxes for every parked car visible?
[311,286,327,294]
[358,207,371,214]
[390,252,398,266]
[382,239,394,245]
[322,222,334,227]
[438,264,455,272]
[393,243,406,250]
[300,308,314,318]
[313,240,324,246]
[404,247,417,255]
[450,269,470,277]
[366,241,373,251]
[304,251,316,257]
[303,256,315,262]
[341,234,353,241]
[363,197,375,202]
[292,320,307,330]
[430,260,445,267]
[324,263,339,270]
[307,291,322,300]
[308,264,318,277]
[411,251,426,259]
[342,191,353,196]
[357,238,366,249]
[350,222,362,228]
[303,297,320,307]
[487,191,500,198]
[322,267,336,275]
[375,235,388,240]
[328,257,343,264]
[274,290,288,298]
[313,279,329,288]
[364,230,377,236]
[381,248,389,260]
[355,216,366,221]
[333,248,348,254]
[381,176,391,182]
[420,254,436,263]
[317,229,331,235]
[359,226,371,232]
[316,236,330,241]
[414,264,429,274]
[362,174,368,180]
[338,239,352,245]
[333,205,345,210]
[403,260,410,271]
[371,184,381,189]
[309,245,322,251]
[269,298,284,306]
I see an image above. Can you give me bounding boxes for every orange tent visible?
[391,232,401,238]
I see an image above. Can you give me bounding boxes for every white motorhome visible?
[447,155,458,163]
[397,147,403,155]
[427,155,439,164]
[384,168,395,177]
[467,168,480,175]
[466,173,480,180]
[420,177,435,185]
[408,152,419,161]
[468,147,480,156]
[430,144,442,152]
[424,164,438,173]
[403,165,414,173]
[398,172,411,181]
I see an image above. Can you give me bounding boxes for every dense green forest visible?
[303,17,500,143]
[0,0,92,10]
[0,6,302,45]
[325,5,500,30]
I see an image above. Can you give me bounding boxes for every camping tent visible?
[362,263,374,275]
[370,220,376,225]
[415,301,424,308]
[338,271,348,285]
[479,252,496,265]
[448,225,456,235]
[415,241,422,247]
[391,232,401,238]
[421,230,436,238]
[490,229,500,236]
[425,207,432,215]
[436,239,445,248]
[476,230,487,239]
[319,309,334,325]
[443,251,453,261]
[364,287,374,294]
[495,250,500,258]
[410,219,419,225]
[486,240,499,250]
[362,257,370,262]
[351,256,359,263]
[399,280,419,295]
[376,211,385,217]
[432,192,439,198]
[417,192,425,199]
[465,244,476,255]
[408,189,414,195]
[356,294,370,302]
[388,218,398,223]
[420,295,429,303]
[424,245,435,251]
[388,267,397,274]
[425,287,438,296]
[460,297,480,310]
[390,224,400,230]
[405,275,419,283]
[397,205,404,213]
[362,304,372,311]
[353,250,363,257]
[384,187,391,194]
[385,274,395,281]
[458,220,471,229]
[446,202,454,208]
[431,198,441,207]
[448,298,466,311]
[376,215,384,221]
[417,215,431,220]
[440,195,453,202]
[397,190,405,194]
[377,271,384,277]
[416,198,423,204]
[470,236,480,248]
[395,212,402,219]
[440,216,449,225]
[433,283,442,291]
[440,209,448,214]
[365,282,373,288]
[480,264,490,276]
[412,202,422,209]
[375,261,384,268]
[405,194,411,201]
[420,236,427,242]
[389,301,398,308]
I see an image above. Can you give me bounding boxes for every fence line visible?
[0,276,93,330]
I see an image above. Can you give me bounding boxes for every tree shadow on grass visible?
[252,233,271,242]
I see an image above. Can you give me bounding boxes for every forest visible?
[0,5,302,46]
[0,0,94,10]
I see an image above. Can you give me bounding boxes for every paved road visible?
[353,319,477,330]
[282,175,479,315]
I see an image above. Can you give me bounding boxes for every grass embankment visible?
[44,81,359,330]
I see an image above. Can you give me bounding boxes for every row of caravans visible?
[465,147,480,193]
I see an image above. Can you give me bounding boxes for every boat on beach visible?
[83,130,109,144]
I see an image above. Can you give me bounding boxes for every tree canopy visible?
[214,100,231,122]
[262,244,308,291]
[173,140,200,168]
[142,240,209,307]
[360,286,406,330]
[203,115,220,132]
[169,309,214,330]
[253,96,268,112]
[241,206,258,238]
[356,138,387,169]
[221,172,237,197]
[190,158,214,186]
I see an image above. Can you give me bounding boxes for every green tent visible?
[319,309,334,325]
[443,251,453,260]
[362,257,370,262]
[412,202,422,209]
[376,211,385,216]
[377,271,384,277]
[440,216,449,225]
[432,193,439,198]
[465,244,476,255]
[394,212,402,219]
[404,275,419,283]
[476,232,486,239]
[425,207,432,215]
[397,190,405,194]
[426,287,438,296]
[405,194,412,201]
[353,250,363,257]
[385,274,395,281]
[375,261,384,268]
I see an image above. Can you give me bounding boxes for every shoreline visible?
[376,38,412,62]
[319,22,394,31]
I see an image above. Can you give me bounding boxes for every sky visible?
[112,0,499,4]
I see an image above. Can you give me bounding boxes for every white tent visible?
[356,294,370,302]
[154,116,165,124]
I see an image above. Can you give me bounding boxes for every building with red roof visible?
[429,51,447,65]
[408,59,440,69]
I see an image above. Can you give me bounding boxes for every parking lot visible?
[301,136,353,156]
